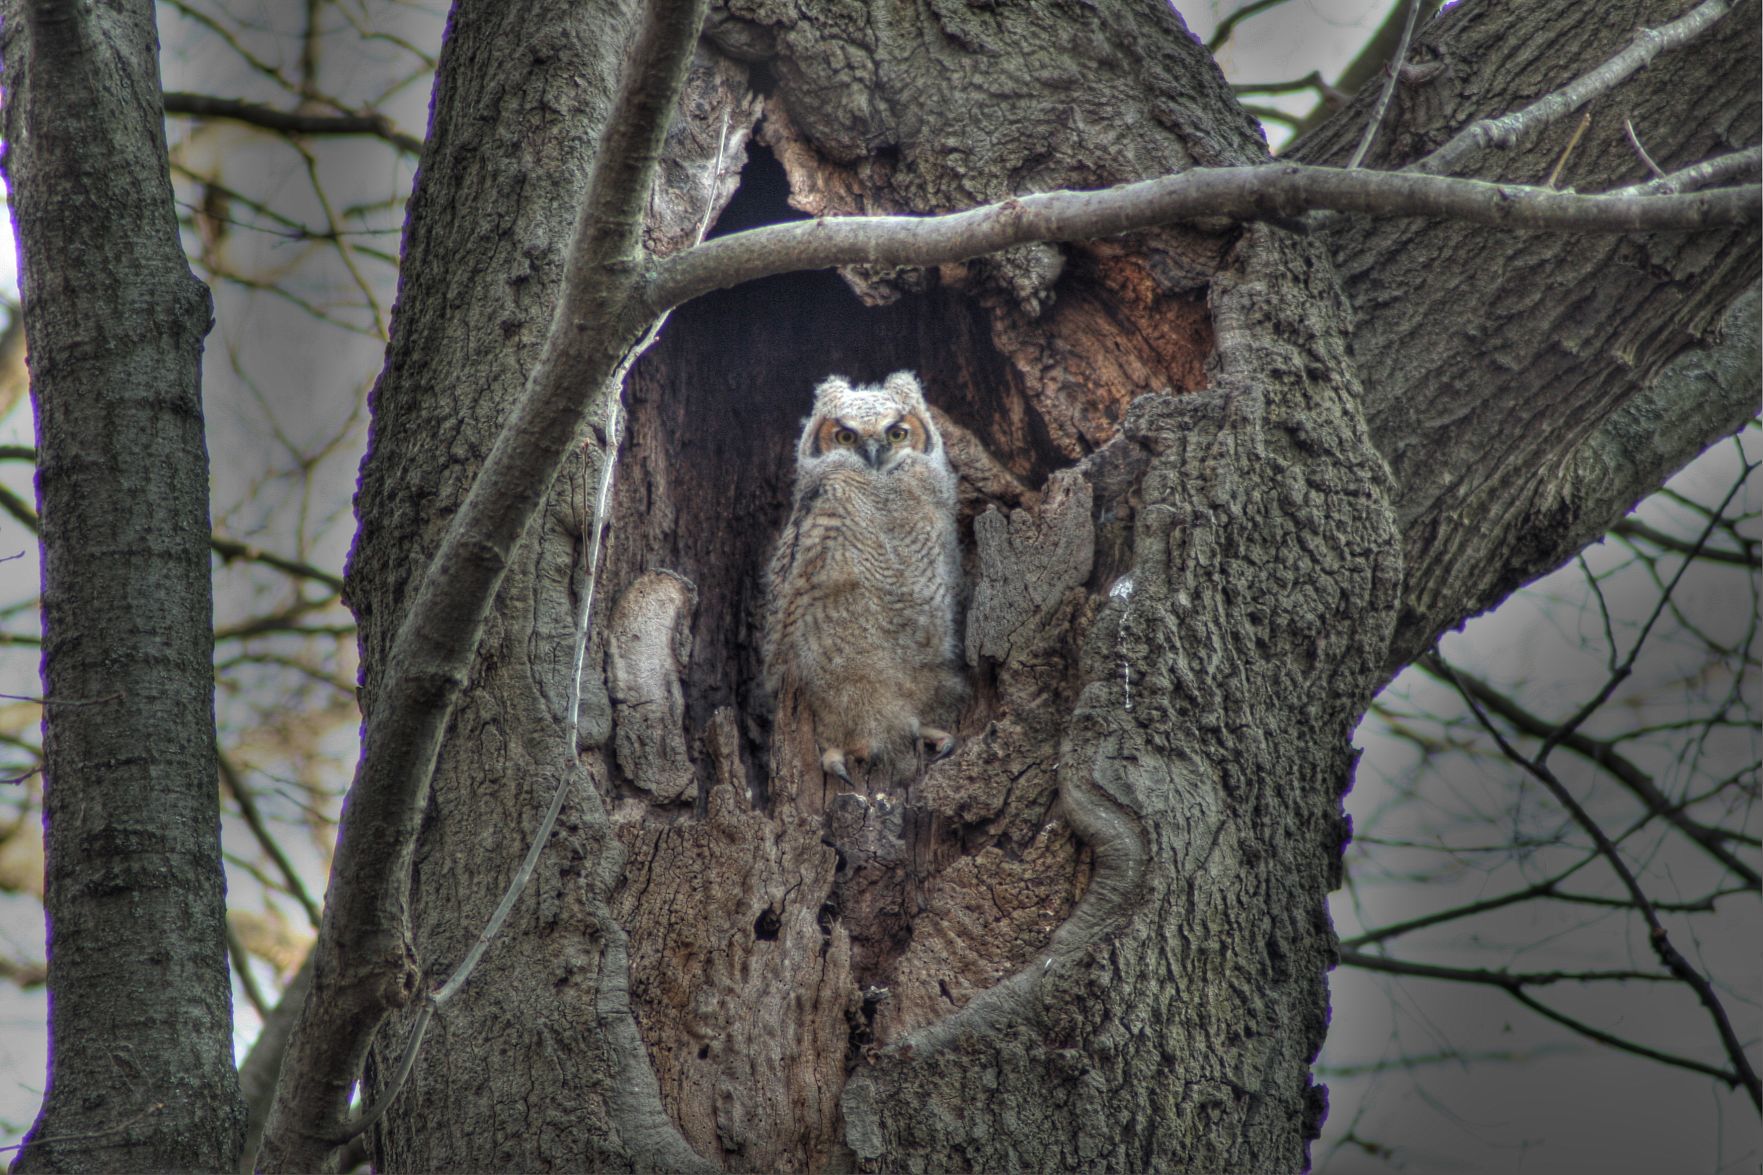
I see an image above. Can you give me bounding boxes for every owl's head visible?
[797,371,944,473]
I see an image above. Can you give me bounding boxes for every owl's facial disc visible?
[813,410,931,469]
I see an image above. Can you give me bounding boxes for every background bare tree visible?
[0,0,1754,1171]
[1322,428,1759,1170]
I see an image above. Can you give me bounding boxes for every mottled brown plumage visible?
[763,372,964,784]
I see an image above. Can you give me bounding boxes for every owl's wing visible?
[762,483,819,698]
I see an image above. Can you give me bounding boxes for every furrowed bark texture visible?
[340,1,741,1169]
[1290,0,1762,671]
[1,0,246,1169]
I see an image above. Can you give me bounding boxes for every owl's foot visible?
[919,726,957,763]
[821,742,872,785]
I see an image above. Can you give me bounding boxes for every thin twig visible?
[1240,105,1301,130]
[1623,117,1667,179]
[1576,553,1620,670]
[1341,950,1675,988]
[210,535,346,594]
[226,922,272,1020]
[1346,0,1421,170]
[20,494,345,593]
[0,690,123,707]
[1613,517,1758,567]
[7,459,344,592]
[0,483,37,532]
[1233,70,1342,101]
[1343,874,1745,946]
[1545,110,1593,188]
[291,139,389,339]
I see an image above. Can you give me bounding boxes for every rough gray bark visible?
[313,0,1752,1171]
[1289,0,1761,671]
[313,1,737,1170]
[0,0,246,1169]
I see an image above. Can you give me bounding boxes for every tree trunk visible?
[1,0,246,1169]
[346,0,1755,1170]
[342,1,726,1168]
[1291,0,1760,670]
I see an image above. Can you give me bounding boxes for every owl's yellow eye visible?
[885,424,910,444]
[833,427,857,446]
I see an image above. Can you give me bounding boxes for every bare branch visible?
[649,165,1758,311]
[1233,71,1343,102]
[1206,0,1294,52]
[0,482,34,532]
[1422,654,1761,888]
[1240,104,1302,130]
[1292,0,1445,138]
[1341,951,1674,988]
[1609,146,1763,196]
[1415,0,1732,176]
[5,441,346,592]
[1537,462,1755,760]
[162,92,424,155]
[1612,516,1760,567]
[225,922,272,1019]
[289,139,389,339]
[1342,949,1746,1087]
[1438,663,1763,1109]
[217,613,354,642]
[210,535,345,593]
[219,753,324,928]
[238,954,312,1175]
[1543,110,1593,189]
[1344,873,1747,948]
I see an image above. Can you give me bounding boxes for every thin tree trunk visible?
[1,0,245,1168]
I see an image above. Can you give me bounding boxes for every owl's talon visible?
[821,748,853,784]
[921,727,957,762]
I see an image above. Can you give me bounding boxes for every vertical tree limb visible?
[257,1,711,1168]
[1,0,247,1168]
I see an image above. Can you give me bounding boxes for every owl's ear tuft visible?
[813,375,854,404]
[882,371,924,405]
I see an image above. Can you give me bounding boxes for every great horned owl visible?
[763,371,965,784]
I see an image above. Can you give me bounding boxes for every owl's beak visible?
[860,438,883,468]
